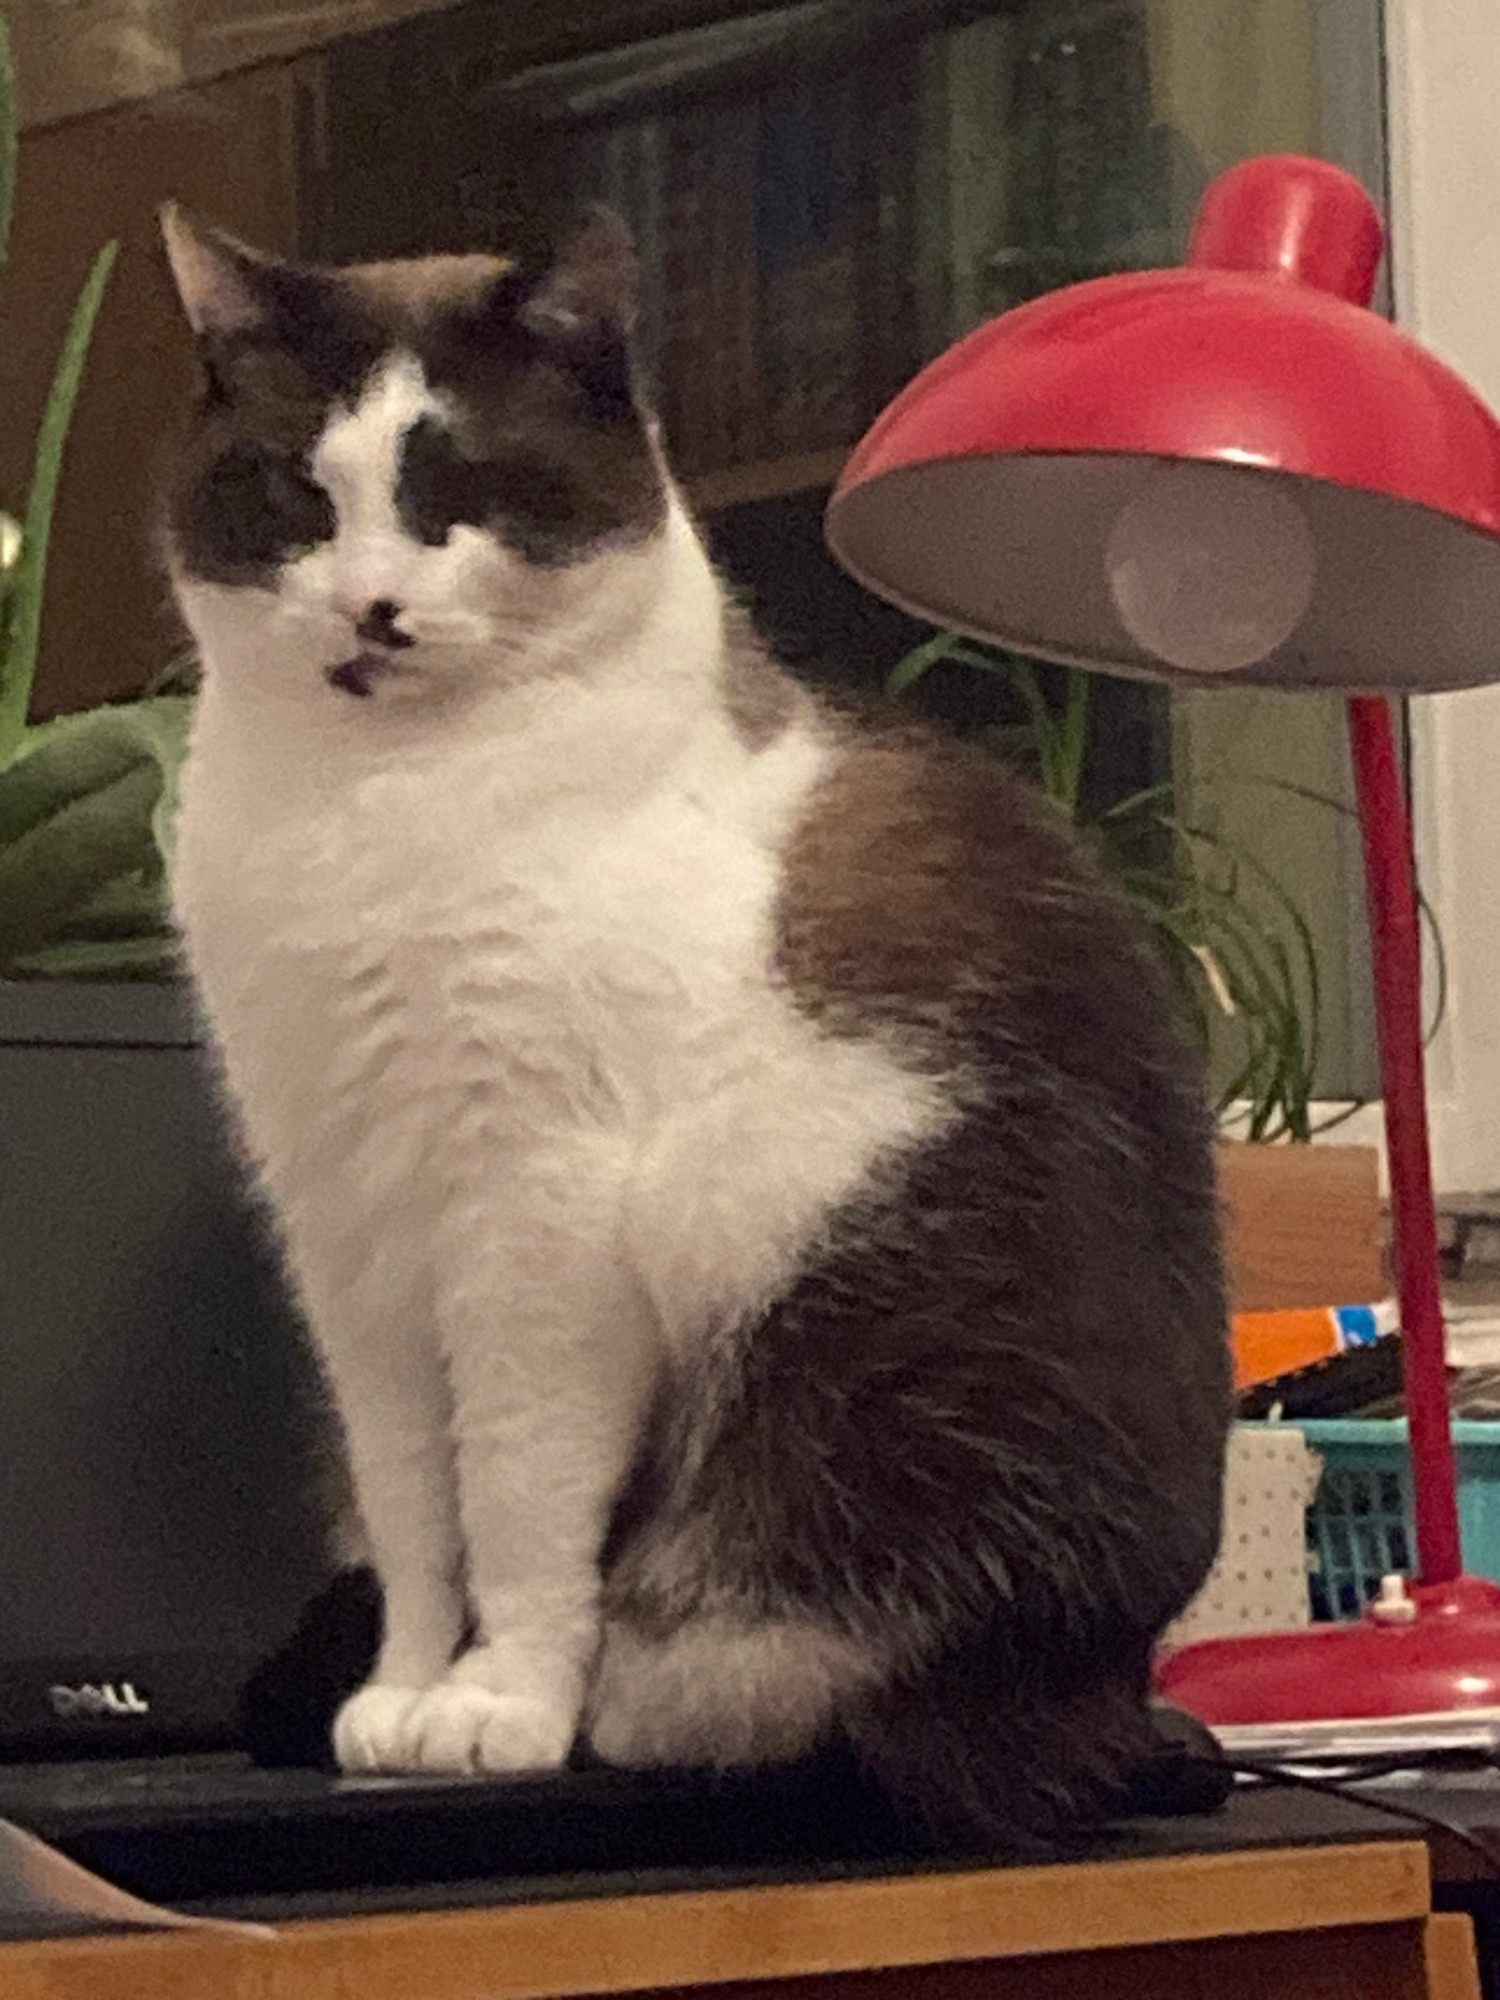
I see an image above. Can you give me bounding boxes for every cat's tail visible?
[842,1627,1160,1857]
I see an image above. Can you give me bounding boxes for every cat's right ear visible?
[160,204,277,338]
[520,208,640,343]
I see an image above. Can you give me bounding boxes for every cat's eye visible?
[396,417,576,561]
[396,419,471,548]
[185,445,336,581]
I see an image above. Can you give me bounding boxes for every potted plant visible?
[0,14,190,991]
[0,0,204,1134]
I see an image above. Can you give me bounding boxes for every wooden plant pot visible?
[1218,1140,1384,1314]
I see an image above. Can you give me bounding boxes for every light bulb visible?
[1105,465,1316,675]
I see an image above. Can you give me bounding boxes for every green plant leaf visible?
[1112,801,1326,1134]
[54,872,176,937]
[91,692,192,864]
[7,932,178,979]
[996,657,1056,770]
[0,759,158,960]
[943,644,1030,677]
[1158,813,1324,1077]
[0,715,149,849]
[1130,871,1318,1137]
[0,237,119,765]
[0,696,191,843]
[884,631,968,699]
[0,697,190,964]
[1098,780,1176,825]
[1056,667,1090,819]
[1190,769,1450,1043]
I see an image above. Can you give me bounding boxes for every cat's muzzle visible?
[329,600,416,696]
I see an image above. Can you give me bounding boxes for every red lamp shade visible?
[826,156,1500,692]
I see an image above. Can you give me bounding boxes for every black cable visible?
[1228,1754,1500,1878]
[1244,1751,1493,1783]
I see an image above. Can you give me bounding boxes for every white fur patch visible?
[335,1681,575,1776]
[587,1615,881,1768]
[311,354,432,537]
[173,362,954,1775]
[292,354,514,655]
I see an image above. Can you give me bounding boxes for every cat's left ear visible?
[160,203,280,337]
[519,208,640,344]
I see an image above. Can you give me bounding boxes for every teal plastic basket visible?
[1295,1419,1500,1619]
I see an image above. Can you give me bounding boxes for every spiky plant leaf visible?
[0,238,118,765]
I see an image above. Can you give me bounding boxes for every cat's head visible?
[160,208,672,712]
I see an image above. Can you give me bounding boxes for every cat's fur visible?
[160,204,1231,1853]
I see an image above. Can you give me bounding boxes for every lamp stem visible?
[1346,694,1461,1585]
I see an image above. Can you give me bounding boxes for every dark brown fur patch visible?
[602,719,1232,1853]
[166,312,376,588]
[774,718,1147,1048]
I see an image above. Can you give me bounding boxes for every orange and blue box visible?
[1231,1299,1399,1395]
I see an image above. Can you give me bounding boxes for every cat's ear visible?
[513,209,641,426]
[160,204,282,338]
[519,208,640,343]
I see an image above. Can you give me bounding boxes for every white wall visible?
[1382,0,1500,1191]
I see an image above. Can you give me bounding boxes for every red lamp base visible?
[1157,1575,1500,1730]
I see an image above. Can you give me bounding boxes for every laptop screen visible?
[0,989,334,1754]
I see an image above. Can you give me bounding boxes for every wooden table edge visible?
[1427,1913,1485,2000]
[0,1838,1435,2000]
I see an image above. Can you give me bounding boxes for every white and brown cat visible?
[159,205,1231,1853]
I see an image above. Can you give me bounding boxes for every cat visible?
[159,202,1232,1854]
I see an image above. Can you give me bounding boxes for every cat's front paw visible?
[332,1681,576,1774]
[333,1683,427,1773]
[401,1684,577,1775]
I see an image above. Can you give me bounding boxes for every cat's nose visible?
[352,598,414,650]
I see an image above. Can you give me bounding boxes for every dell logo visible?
[47,1680,150,1720]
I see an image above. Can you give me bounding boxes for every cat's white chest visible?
[176,704,951,1349]
[181,719,807,1153]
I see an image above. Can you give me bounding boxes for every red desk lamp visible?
[825,155,1500,1731]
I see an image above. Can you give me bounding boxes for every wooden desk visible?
[0,1835,1480,2000]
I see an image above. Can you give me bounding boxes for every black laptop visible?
[0,981,335,1763]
